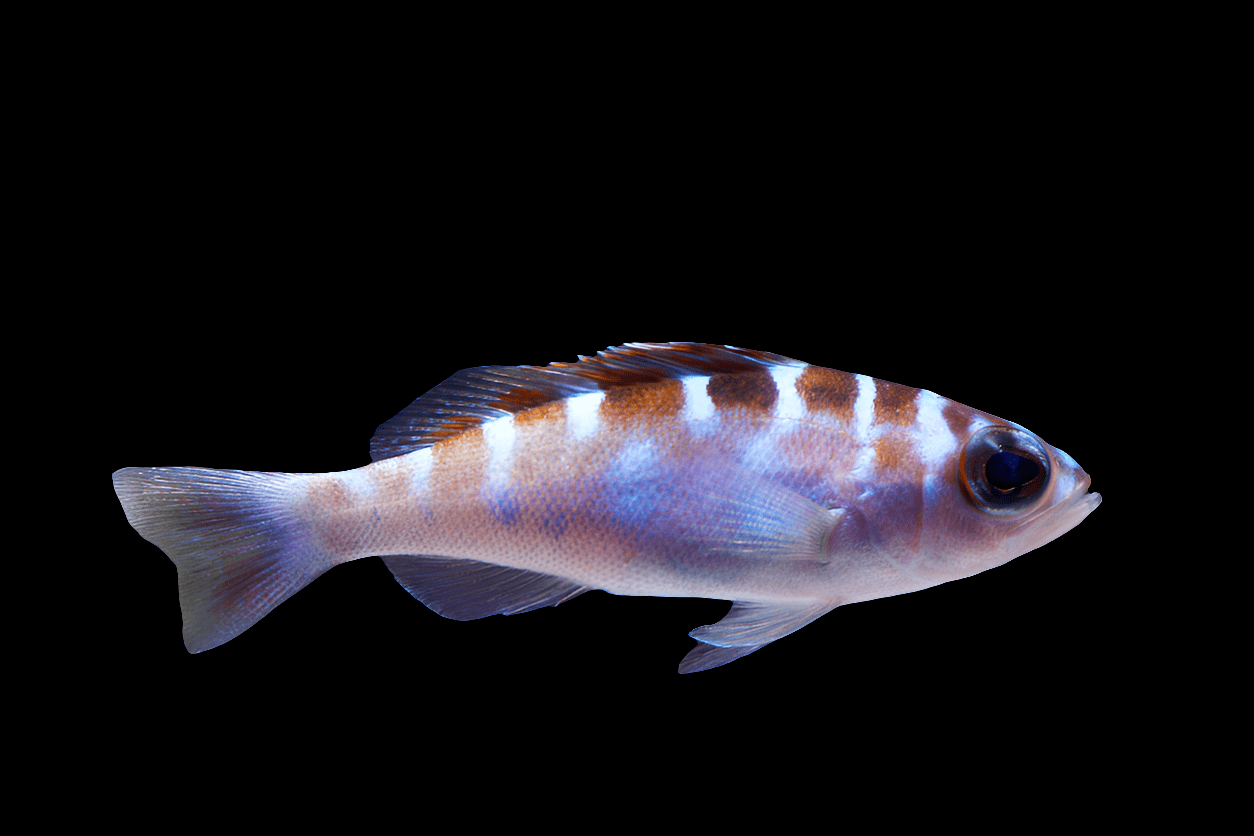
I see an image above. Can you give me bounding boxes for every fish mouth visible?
[1059,468,1102,517]
[1006,468,1100,553]
[1069,470,1102,515]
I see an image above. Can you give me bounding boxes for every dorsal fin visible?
[370,343,803,461]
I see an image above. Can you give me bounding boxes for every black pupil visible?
[986,451,1039,492]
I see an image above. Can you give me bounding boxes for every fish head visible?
[913,421,1101,582]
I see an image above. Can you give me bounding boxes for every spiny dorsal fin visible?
[369,343,803,461]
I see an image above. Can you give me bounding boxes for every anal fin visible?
[382,556,592,620]
[679,600,837,674]
[678,641,769,673]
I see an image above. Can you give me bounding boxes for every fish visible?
[112,343,1101,673]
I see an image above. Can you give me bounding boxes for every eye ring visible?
[960,426,1051,515]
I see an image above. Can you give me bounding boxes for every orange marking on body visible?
[874,434,921,479]
[513,400,566,427]
[415,425,493,518]
[707,371,777,414]
[796,366,858,421]
[306,474,355,514]
[873,379,919,427]
[601,378,684,426]
[306,474,361,554]
[942,399,971,442]
[367,461,410,509]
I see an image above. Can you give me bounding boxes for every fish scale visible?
[112,343,1101,672]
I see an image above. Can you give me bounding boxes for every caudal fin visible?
[113,467,335,653]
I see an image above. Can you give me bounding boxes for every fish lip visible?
[1054,468,1100,513]
[1007,469,1100,539]
[1069,470,1101,510]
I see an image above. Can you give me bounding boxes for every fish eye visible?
[961,426,1051,515]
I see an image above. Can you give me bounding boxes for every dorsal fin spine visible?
[369,343,803,461]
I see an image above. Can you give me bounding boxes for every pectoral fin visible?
[644,458,845,565]
[679,600,837,674]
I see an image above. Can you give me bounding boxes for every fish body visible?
[112,343,1101,672]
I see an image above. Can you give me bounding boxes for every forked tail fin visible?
[113,467,336,653]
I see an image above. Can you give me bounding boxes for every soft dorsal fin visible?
[370,343,803,461]
[382,555,592,620]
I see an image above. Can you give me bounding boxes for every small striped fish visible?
[113,343,1101,673]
